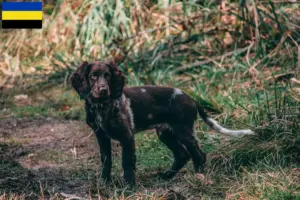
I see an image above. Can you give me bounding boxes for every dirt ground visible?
[0,117,122,198]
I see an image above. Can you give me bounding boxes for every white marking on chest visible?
[171,88,183,99]
[141,88,146,93]
[147,113,153,119]
[122,95,135,131]
[95,112,104,131]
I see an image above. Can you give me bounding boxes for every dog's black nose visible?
[99,88,108,96]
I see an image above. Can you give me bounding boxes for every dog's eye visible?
[90,75,97,80]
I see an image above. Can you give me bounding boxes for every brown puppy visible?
[70,61,253,185]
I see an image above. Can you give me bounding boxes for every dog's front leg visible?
[86,110,112,183]
[94,131,112,183]
[119,135,136,186]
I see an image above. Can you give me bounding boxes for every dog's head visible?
[70,61,125,102]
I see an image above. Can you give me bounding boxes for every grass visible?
[1,79,298,199]
[225,166,300,200]
[0,0,300,199]
[0,86,85,120]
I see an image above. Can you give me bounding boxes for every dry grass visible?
[0,0,300,199]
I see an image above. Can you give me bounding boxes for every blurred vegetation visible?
[0,0,300,199]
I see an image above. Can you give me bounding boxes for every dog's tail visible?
[196,102,254,137]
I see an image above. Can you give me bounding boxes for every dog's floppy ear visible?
[108,60,126,99]
[70,61,90,99]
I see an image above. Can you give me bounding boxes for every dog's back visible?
[123,86,198,132]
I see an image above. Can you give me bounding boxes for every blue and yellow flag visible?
[2,2,43,29]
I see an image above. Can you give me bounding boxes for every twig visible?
[205,72,216,94]
[253,1,260,49]
[243,33,289,76]
[175,45,250,73]
[298,46,300,78]
[260,0,300,4]
[287,35,300,78]
[60,193,88,200]
[246,41,255,67]
[39,182,45,200]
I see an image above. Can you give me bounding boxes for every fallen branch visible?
[175,45,250,73]
[60,193,88,200]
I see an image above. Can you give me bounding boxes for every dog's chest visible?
[94,106,115,132]
[94,99,135,135]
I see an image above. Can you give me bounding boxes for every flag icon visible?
[2,2,43,29]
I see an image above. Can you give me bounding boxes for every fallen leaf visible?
[60,105,70,111]
[291,78,300,85]
[223,32,233,45]
[13,94,30,107]
[195,173,214,185]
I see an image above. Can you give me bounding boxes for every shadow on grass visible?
[0,153,111,199]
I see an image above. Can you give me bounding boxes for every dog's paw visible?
[156,170,176,180]
[123,171,136,187]
[100,176,111,184]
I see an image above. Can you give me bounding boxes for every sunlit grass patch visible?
[1,87,85,120]
[226,167,300,200]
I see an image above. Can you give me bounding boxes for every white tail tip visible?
[207,118,254,137]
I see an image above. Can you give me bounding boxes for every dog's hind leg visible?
[175,124,206,174]
[156,127,190,180]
